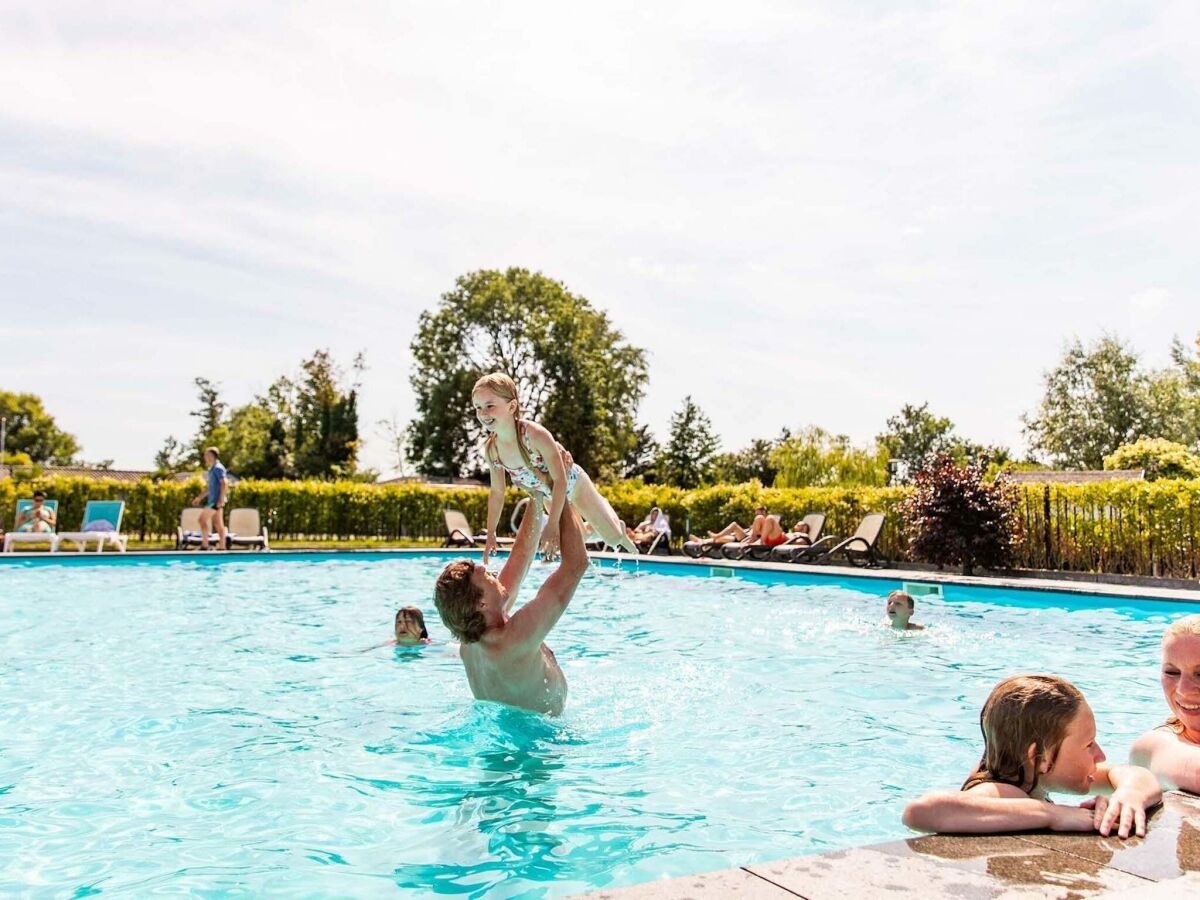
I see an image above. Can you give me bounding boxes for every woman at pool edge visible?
[1129,614,1200,793]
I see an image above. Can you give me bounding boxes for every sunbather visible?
[14,491,55,533]
[627,507,669,544]
[689,507,786,547]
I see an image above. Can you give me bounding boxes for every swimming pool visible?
[1,552,1195,897]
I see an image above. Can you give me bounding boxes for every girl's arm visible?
[902,783,1094,834]
[1131,728,1200,793]
[484,456,506,564]
[527,424,568,548]
[1085,762,1161,838]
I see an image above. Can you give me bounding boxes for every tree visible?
[877,403,955,483]
[377,412,412,478]
[1104,437,1200,481]
[659,396,720,488]
[711,433,787,485]
[1022,335,1150,468]
[292,351,362,478]
[0,391,80,464]
[406,268,649,479]
[771,426,888,487]
[156,351,361,479]
[899,454,1022,575]
[621,424,660,481]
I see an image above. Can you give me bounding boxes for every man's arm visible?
[218,475,228,508]
[503,502,588,652]
[498,499,542,612]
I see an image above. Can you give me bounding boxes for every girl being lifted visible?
[473,373,638,560]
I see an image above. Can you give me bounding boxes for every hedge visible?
[2,476,1198,578]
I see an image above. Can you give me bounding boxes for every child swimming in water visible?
[394,606,431,647]
[472,372,638,559]
[903,674,1160,838]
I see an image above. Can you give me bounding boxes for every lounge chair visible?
[227,508,269,551]
[725,513,826,561]
[443,509,513,549]
[54,500,128,553]
[774,513,887,567]
[176,507,224,550]
[3,498,60,552]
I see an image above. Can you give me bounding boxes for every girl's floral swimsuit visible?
[490,423,581,500]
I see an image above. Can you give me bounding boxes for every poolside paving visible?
[578,791,1200,899]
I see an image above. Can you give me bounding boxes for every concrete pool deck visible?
[579,790,1200,899]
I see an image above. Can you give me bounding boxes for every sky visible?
[1,1,1197,475]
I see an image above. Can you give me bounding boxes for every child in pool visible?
[903,674,1160,838]
[1130,614,1200,791]
[886,590,925,631]
[472,372,637,560]
[394,606,432,647]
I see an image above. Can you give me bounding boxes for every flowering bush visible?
[899,454,1022,575]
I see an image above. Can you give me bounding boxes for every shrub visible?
[1104,437,1200,481]
[900,454,1022,575]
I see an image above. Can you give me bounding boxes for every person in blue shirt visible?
[192,447,228,550]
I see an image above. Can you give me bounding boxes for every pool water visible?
[0,554,1194,897]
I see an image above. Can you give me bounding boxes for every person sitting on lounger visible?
[886,590,925,631]
[14,491,55,533]
[627,507,669,545]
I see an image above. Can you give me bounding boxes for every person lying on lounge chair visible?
[689,507,788,548]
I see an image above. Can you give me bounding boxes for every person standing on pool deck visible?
[433,498,588,717]
[192,447,228,551]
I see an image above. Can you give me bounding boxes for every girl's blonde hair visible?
[473,372,538,479]
[965,674,1086,794]
[1162,616,1200,734]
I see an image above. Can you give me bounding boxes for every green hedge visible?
[2,476,1198,578]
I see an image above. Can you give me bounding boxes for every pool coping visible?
[4,546,1198,604]
[576,790,1200,899]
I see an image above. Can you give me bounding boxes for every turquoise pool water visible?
[1,553,1196,897]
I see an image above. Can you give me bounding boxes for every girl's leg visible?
[570,471,639,553]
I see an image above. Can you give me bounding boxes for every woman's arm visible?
[902,784,1093,834]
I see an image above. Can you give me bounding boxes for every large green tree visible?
[0,391,81,464]
[406,268,649,479]
[711,431,788,485]
[659,396,720,488]
[877,403,954,482]
[1023,334,1200,468]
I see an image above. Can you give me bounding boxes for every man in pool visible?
[433,493,588,716]
[886,590,925,631]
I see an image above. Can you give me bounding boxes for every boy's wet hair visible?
[395,605,429,640]
[966,674,1085,795]
[887,589,915,610]
[433,560,487,643]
